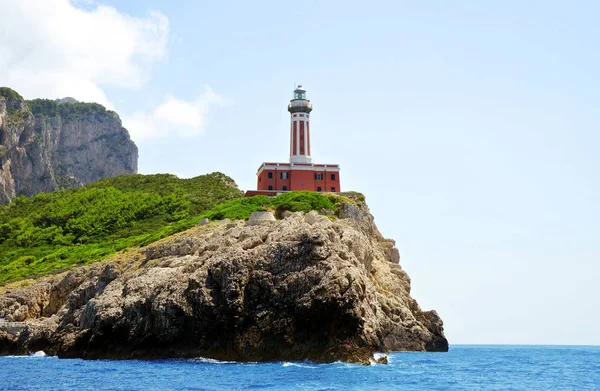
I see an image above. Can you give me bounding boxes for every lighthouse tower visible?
[246,85,341,196]
[288,85,313,164]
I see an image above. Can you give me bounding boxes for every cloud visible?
[0,1,228,141]
[123,87,230,140]
[0,0,169,107]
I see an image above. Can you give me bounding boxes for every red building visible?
[245,86,341,197]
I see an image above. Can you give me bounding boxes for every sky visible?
[1,0,599,345]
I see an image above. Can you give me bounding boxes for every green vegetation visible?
[27,98,110,121]
[0,87,23,102]
[0,173,242,284]
[0,87,26,118]
[201,191,345,221]
[0,87,116,123]
[200,195,271,220]
[0,175,361,285]
[344,191,365,203]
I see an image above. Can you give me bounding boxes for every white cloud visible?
[0,0,169,107]
[123,87,230,140]
[0,1,228,141]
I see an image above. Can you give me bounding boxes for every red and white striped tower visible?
[288,85,313,164]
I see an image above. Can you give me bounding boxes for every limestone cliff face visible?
[0,88,138,204]
[0,197,448,363]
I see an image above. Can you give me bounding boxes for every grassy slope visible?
[0,173,242,283]
[0,171,360,285]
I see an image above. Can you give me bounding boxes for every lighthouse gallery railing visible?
[288,100,312,109]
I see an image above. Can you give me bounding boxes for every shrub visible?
[0,172,243,284]
[201,195,270,220]
[0,87,23,101]
[271,191,336,214]
[27,99,108,121]
[201,191,343,221]
[17,256,36,265]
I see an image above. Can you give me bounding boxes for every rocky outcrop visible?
[0,87,137,204]
[0,196,447,363]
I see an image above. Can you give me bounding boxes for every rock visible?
[304,210,327,225]
[99,264,119,284]
[390,247,400,264]
[0,199,448,363]
[246,211,276,226]
[319,208,335,216]
[198,218,209,226]
[375,355,388,364]
[0,88,137,204]
[56,97,78,104]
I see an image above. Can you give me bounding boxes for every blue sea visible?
[0,345,598,390]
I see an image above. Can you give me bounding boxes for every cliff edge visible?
[0,195,447,363]
[0,87,138,204]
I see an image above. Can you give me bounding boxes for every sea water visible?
[0,345,598,390]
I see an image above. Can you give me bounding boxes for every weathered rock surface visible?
[0,88,137,204]
[0,198,447,363]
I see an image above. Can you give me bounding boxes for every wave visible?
[190,357,239,365]
[4,351,54,359]
[282,362,316,368]
[369,352,389,365]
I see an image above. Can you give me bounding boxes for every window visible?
[268,185,273,190]
[317,186,322,192]
[331,187,336,192]
[259,177,261,182]
[330,174,336,180]
[282,185,288,191]
[280,172,288,179]
[315,173,323,180]
[268,172,273,179]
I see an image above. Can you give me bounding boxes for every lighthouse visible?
[245,85,341,196]
[288,85,312,164]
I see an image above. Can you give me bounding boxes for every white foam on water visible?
[369,352,389,365]
[329,361,357,368]
[282,362,316,368]
[191,357,237,364]
[5,352,54,359]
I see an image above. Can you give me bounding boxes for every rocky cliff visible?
[0,196,447,363]
[0,88,138,204]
